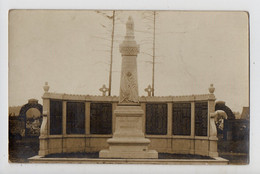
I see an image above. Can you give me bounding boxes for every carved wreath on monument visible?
[120,71,138,103]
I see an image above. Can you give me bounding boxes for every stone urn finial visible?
[43,82,50,92]
[208,84,215,94]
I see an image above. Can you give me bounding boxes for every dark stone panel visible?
[195,102,208,136]
[172,103,191,135]
[66,102,85,134]
[146,103,168,135]
[90,103,112,134]
[50,100,62,135]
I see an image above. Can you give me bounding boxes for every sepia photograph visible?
[7,10,250,165]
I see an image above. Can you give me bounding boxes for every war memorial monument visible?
[28,16,229,164]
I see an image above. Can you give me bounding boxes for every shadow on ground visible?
[9,137,39,163]
[218,138,249,165]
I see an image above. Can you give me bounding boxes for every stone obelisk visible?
[99,16,158,159]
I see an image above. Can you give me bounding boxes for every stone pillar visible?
[85,102,90,135]
[38,82,50,156]
[167,103,172,136]
[85,102,91,152]
[62,101,67,135]
[191,102,195,137]
[99,16,158,159]
[209,112,219,157]
[112,102,117,133]
[190,101,195,154]
[62,101,67,153]
[118,17,140,104]
[167,103,172,152]
[208,84,218,157]
[140,103,146,133]
[38,110,49,156]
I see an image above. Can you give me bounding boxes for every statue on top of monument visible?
[126,16,134,37]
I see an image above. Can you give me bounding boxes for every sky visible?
[8,10,249,113]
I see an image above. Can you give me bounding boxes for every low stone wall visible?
[39,92,219,157]
[39,135,213,156]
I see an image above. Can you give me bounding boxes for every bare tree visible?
[141,11,158,96]
[108,11,115,96]
[95,10,116,96]
[152,11,156,96]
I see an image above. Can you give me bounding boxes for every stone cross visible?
[144,85,154,96]
[99,84,109,96]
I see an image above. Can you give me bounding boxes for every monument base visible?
[99,105,158,159]
[100,149,158,159]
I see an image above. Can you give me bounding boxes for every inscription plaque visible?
[195,102,208,136]
[66,102,85,134]
[50,100,62,135]
[90,103,112,134]
[172,103,191,135]
[145,103,167,135]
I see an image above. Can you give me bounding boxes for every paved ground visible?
[9,137,249,164]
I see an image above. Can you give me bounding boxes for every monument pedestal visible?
[99,105,158,159]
